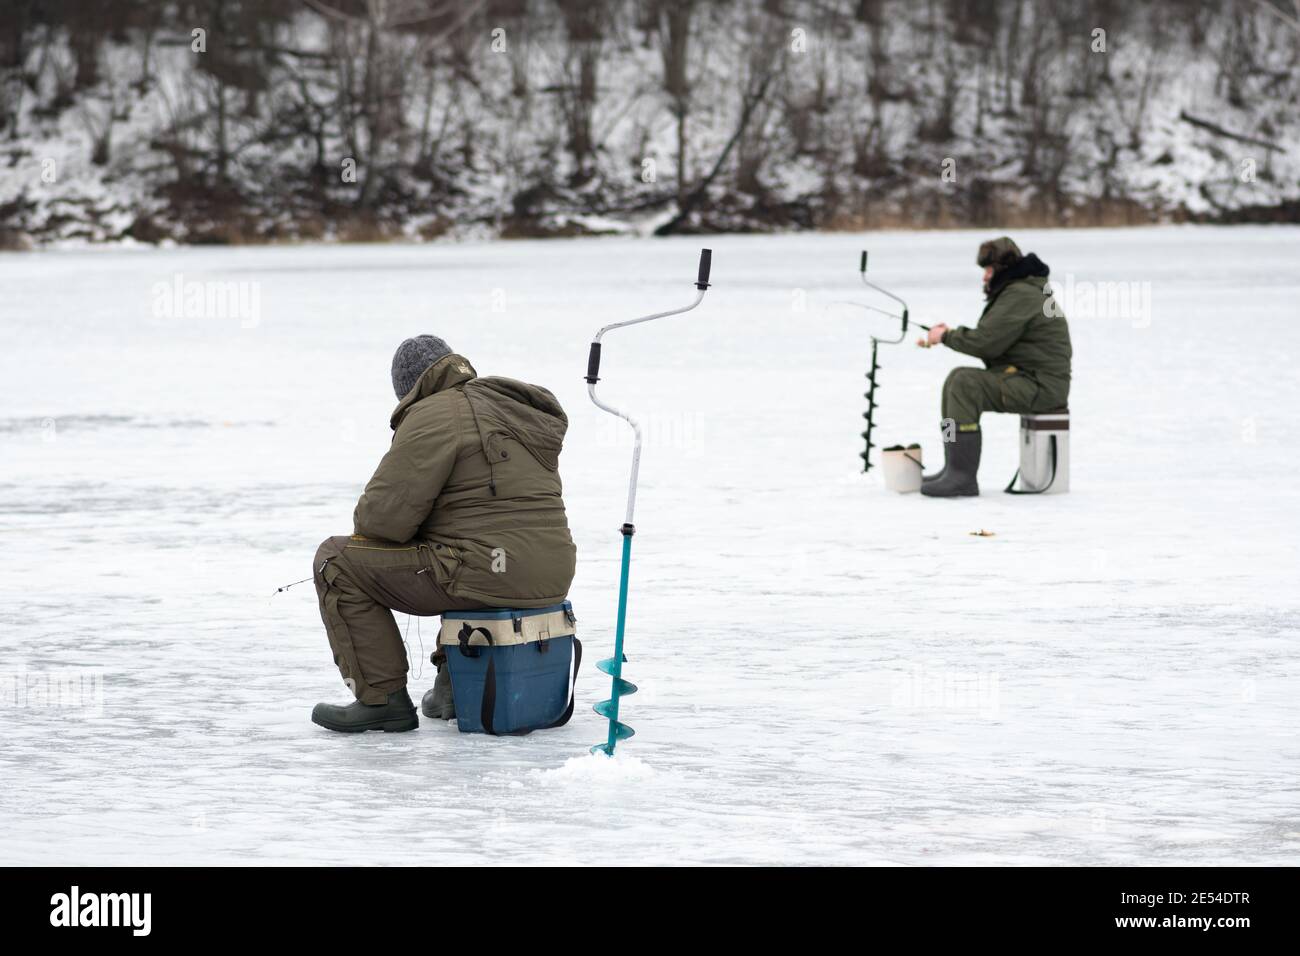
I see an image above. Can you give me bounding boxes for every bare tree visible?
[657,0,696,205]
[302,0,484,206]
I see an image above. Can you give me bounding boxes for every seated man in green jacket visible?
[310,336,577,733]
[916,237,1072,497]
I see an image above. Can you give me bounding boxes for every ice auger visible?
[856,250,928,472]
[583,248,712,755]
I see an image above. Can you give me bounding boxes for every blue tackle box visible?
[439,601,580,735]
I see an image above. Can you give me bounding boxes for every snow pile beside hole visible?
[529,752,656,787]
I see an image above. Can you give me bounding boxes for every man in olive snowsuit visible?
[917,237,1072,497]
[311,336,577,732]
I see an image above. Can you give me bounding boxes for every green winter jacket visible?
[943,267,1073,407]
[352,353,576,607]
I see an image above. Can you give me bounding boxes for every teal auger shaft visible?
[592,529,636,755]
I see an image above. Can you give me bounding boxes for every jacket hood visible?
[986,252,1050,301]
[390,353,477,429]
[464,376,568,471]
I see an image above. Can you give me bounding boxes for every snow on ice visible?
[0,225,1297,864]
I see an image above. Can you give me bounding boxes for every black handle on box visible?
[696,248,712,290]
[585,342,601,384]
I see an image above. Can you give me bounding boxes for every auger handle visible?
[587,248,714,525]
[591,247,711,343]
[858,249,909,346]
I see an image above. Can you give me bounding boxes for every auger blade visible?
[593,685,637,720]
[595,655,627,676]
[590,720,636,755]
[596,718,634,740]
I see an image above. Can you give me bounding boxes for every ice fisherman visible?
[916,237,1072,497]
[310,336,577,732]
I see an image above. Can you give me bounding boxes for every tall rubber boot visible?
[920,429,981,497]
[311,687,418,733]
[421,663,455,720]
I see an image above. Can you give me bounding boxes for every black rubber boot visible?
[920,429,981,497]
[311,688,418,733]
[421,665,455,720]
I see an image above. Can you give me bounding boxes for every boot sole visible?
[311,712,419,733]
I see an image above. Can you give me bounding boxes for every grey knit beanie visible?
[391,335,452,398]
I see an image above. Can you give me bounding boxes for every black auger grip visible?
[696,248,712,290]
[585,342,601,384]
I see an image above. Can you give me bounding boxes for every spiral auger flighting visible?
[861,338,881,472]
[584,250,712,756]
[591,665,637,754]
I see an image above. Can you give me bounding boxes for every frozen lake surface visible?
[1,226,1297,865]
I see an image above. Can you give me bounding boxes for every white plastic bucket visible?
[882,444,924,493]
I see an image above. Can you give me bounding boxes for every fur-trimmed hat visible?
[976,236,1023,270]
